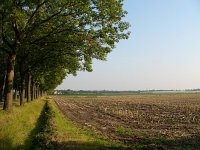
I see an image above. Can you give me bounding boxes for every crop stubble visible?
[53,94,200,145]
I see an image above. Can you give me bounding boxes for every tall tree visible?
[0,51,7,102]
[1,0,130,110]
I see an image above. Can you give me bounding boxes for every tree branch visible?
[27,1,82,34]
[30,27,81,44]
[27,0,47,25]
[26,51,76,73]
[29,9,63,34]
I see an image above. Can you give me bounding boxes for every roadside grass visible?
[43,99,126,150]
[0,98,125,150]
[0,99,46,150]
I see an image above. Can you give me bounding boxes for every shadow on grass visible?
[43,134,200,150]
[0,101,49,150]
[22,101,129,150]
[0,137,15,150]
[1,101,121,150]
[51,141,132,150]
[133,134,200,150]
[164,135,200,150]
[22,101,49,150]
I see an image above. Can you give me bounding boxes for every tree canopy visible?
[0,0,130,110]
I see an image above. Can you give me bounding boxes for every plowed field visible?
[53,94,200,149]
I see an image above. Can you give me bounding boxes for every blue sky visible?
[57,0,200,90]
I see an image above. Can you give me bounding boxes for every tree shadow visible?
[0,101,49,150]
[0,137,15,150]
[51,141,132,150]
[132,134,200,150]
[165,135,200,150]
[21,101,49,150]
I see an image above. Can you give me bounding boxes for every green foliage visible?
[1,0,130,96]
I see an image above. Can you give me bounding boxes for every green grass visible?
[115,127,133,137]
[46,99,125,150]
[0,99,46,150]
[0,98,126,150]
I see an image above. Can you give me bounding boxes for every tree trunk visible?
[25,86,27,99]
[40,90,43,97]
[20,76,25,106]
[34,84,37,99]
[0,72,6,102]
[34,85,36,99]
[0,87,3,102]
[14,87,18,101]
[37,86,40,98]
[36,85,39,99]
[31,80,34,101]
[27,74,31,102]
[3,53,16,111]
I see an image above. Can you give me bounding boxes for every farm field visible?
[53,94,200,149]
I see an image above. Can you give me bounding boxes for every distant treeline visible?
[53,89,200,95]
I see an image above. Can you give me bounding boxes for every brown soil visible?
[53,94,200,147]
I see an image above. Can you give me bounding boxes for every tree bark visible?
[36,85,39,99]
[34,84,37,99]
[20,76,25,106]
[0,71,6,102]
[3,53,16,111]
[0,87,3,102]
[37,86,40,98]
[25,86,27,99]
[27,74,31,102]
[31,80,34,101]
[34,85,36,99]
[40,90,43,97]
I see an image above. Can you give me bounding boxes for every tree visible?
[0,50,7,102]
[1,0,130,110]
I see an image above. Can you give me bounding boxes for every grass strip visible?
[34,98,125,150]
[0,99,46,150]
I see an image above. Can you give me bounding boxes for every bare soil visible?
[53,94,200,148]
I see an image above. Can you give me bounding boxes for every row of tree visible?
[0,0,130,111]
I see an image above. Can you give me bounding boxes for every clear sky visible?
[57,0,200,91]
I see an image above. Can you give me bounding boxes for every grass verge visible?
[35,98,125,150]
[0,99,46,149]
[0,98,125,150]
